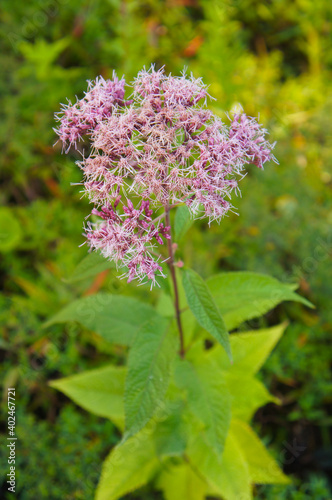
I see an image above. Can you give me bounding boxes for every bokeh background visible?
[1,1,331,498]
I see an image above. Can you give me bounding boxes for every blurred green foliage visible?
[0,406,118,500]
[1,0,331,498]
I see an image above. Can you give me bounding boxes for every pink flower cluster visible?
[86,198,170,284]
[55,74,127,152]
[55,66,276,285]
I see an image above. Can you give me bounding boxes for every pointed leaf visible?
[231,419,290,485]
[124,317,178,437]
[182,268,231,360]
[207,272,314,330]
[215,431,252,500]
[95,430,158,500]
[49,365,125,429]
[66,251,114,283]
[157,463,206,500]
[208,324,287,375]
[225,374,278,422]
[231,323,287,374]
[44,293,158,346]
[188,426,252,500]
[174,356,231,455]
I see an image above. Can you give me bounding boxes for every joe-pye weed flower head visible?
[55,66,276,286]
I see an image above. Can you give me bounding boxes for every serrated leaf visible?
[207,272,314,330]
[174,356,231,455]
[174,205,193,240]
[44,293,158,346]
[182,268,231,360]
[95,429,158,500]
[66,251,114,283]
[207,324,287,375]
[231,419,290,485]
[157,463,206,500]
[124,317,178,438]
[49,365,126,430]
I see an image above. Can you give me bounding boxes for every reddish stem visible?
[165,206,185,358]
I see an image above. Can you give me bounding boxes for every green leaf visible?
[155,402,187,458]
[182,268,231,360]
[231,323,288,374]
[66,251,114,283]
[207,272,314,330]
[207,324,287,374]
[188,426,252,500]
[184,413,223,494]
[157,463,206,500]
[174,356,231,455]
[231,419,290,485]
[214,431,252,500]
[0,207,22,252]
[174,205,193,241]
[95,429,158,500]
[49,364,126,430]
[225,374,278,422]
[44,293,158,346]
[124,317,178,438]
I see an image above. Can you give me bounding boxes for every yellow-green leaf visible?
[207,324,287,374]
[231,419,290,485]
[225,374,278,422]
[95,430,158,500]
[188,427,252,500]
[157,463,206,500]
[49,364,125,430]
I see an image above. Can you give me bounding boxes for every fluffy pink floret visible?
[85,199,170,286]
[54,74,126,151]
